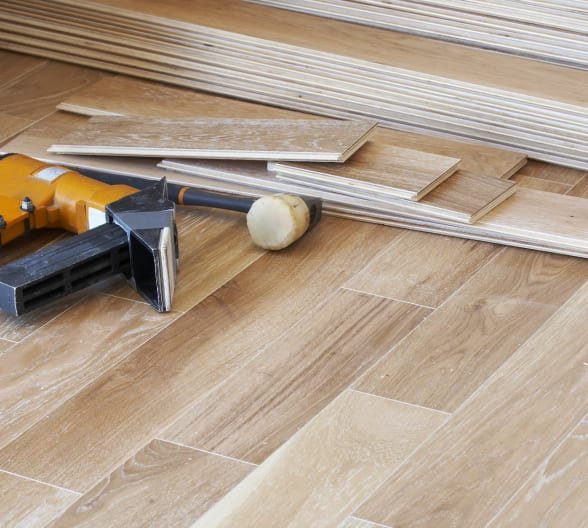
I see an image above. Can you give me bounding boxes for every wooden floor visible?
[1,52,587,528]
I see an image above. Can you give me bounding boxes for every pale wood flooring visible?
[0,52,587,527]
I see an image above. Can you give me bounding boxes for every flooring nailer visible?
[0,154,322,316]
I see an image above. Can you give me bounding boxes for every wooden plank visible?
[49,439,253,528]
[192,390,446,528]
[0,49,46,91]
[0,292,176,450]
[345,230,499,307]
[48,116,377,161]
[354,249,588,412]
[0,113,32,144]
[355,280,588,527]
[269,142,461,201]
[161,288,431,463]
[275,167,517,223]
[340,518,390,528]
[514,159,585,187]
[0,217,395,492]
[0,339,13,352]
[568,175,588,198]
[0,470,78,527]
[56,76,526,179]
[0,60,103,120]
[511,173,572,194]
[489,416,588,527]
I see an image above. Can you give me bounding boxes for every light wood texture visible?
[49,439,252,528]
[0,60,103,120]
[514,159,586,187]
[0,113,32,143]
[568,176,588,198]
[0,218,394,492]
[56,76,526,179]
[0,292,175,450]
[356,280,588,527]
[275,166,517,223]
[0,339,14,353]
[354,249,588,412]
[0,0,586,168]
[345,230,499,307]
[162,288,430,463]
[49,116,377,161]
[512,173,572,194]
[339,518,388,528]
[489,416,588,528]
[0,470,78,527]
[269,142,461,201]
[0,49,46,91]
[192,390,446,528]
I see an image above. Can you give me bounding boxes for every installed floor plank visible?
[489,416,588,528]
[162,288,430,463]
[0,112,32,143]
[192,390,446,528]
[0,218,394,492]
[0,49,45,90]
[354,249,588,412]
[49,439,252,528]
[512,173,572,194]
[48,116,376,161]
[0,293,176,450]
[0,339,14,353]
[355,280,588,527]
[340,518,390,528]
[57,76,525,178]
[0,470,78,527]
[514,159,586,187]
[345,230,499,307]
[0,60,103,120]
[568,175,588,198]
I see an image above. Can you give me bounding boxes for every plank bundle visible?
[0,0,587,171]
[248,0,588,69]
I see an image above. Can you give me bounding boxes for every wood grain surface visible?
[354,249,588,412]
[0,49,45,91]
[0,113,32,143]
[515,159,586,187]
[0,339,14,353]
[568,176,588,198]
[339,518,388,528]
[345,230,499,307]
[56,76,526,179]
[0,218,395,492]
[489,416,588,528]
[0,293,175,449]
[162,288,430,463]
[355,280,588,527]
[512,173,572,194]
[0,470,78,527]
[192,390,446,528]
[269,142,461,200]
[48,116,376,161]
[49,439,252,528]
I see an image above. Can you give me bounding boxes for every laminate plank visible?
[339,518,390,528]
[0,470,78,527]
[275,167,517,223]
[0,113,32,144]
[345,230,499,307]
[489,416,588,528]
[269,142,461,201]
[56,76,526,179]
[0,60,103,120]
[48,439,252,528]
[192,390,446,528]
[354,249,588,412]
[0,217,395,491]
[355,280,588,528]
[48,116,377,161]
[514,159,586,187]
[511,173,572,194]
[0,50,46,91]
[568,175,588,198]
[161,288,430,463]
[0,339,14,353]
[0,292,176,450]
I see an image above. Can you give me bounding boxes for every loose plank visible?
[56,76,526,178]
[354,249,588,412]
[49,439,252,528]
[48,116,377,162]
[0,470,78,527]
[345,230,499,307]
[0,293,175,449]
[162,289,430,463]
[355,280,588,527]
[489,416,588,527]
[269,142,461,201]
[0,218,395,491]
[192,390,446,528]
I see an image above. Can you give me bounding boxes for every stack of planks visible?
[248,0,588,69]
[3,75,588,258]
[1,0,588,170]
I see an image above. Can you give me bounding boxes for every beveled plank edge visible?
[0,468,81,496]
